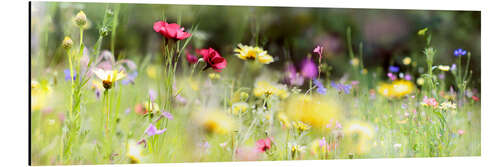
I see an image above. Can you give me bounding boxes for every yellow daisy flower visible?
[234,44,274,64]
[231,102,250,115]
[285,95,342,129]
[253,81,288,99]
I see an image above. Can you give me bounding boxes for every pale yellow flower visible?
[416,77,425,85]
[438,65,450,71]
[402,57,411,65]
[350,58,359,67]
[127,140,144,164]
[208,73,221,80]
[146,65,159,79]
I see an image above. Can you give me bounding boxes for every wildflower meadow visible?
[30,2,481,165]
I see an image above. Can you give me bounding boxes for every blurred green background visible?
[30,2,480,88]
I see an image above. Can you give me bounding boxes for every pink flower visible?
[422,96,438,108]
[153,21,191,40]
[197,48,227,72]
[144,123,167,136]
[471,96,479,102]
[313,45,324,61]
[255,138,272,152]
[457,129,465,135]
[300,58,318,79]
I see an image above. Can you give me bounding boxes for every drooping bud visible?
[74,11,88,27]
[62,36,73,50]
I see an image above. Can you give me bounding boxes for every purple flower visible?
[313,45,324,61]
[161,111,173,120]
[331,81,352,94]
[388,66,400,73]
[144,123,167,136]
[404,74,412,81]
[148,89,157,102]
[454,48,467,57]
[125,108,131,114]
[300,58,318,79]
[121,71,138,85]
[64,69,76,81]
[313,79,327,95]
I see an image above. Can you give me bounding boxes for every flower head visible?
[197,48,227,72]
[231,102,250,115]
[144,123,167,136]
[74,11,88,27]
[402,57,412,65]
[438,65,450,71]
[255,138,272,152]
[153,21,191,40]
[62,36,73,50]
[192,110,235,134]
[185,50,198,64]
[343,120,375,154]
[234,44,274,64]
[313,45,324,61]
[389,65,400,73]
[422,96,438,108]
[92,68,127,89]
[300,58,318,79]
[127,140,144,164]
[331,81,352,94]
[454,48,467,57]
[285,95,342,129]
[253,81,289,99]
[313,79,327,95]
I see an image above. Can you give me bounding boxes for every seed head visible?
[74,11,88,27]
[62,36,73,50]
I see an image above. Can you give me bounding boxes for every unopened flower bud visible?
[62,36,73,50]
[74,11,88,27]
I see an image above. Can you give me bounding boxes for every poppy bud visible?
[74,11,88,27]
[62,36,73,50]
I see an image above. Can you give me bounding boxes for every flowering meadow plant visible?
[30,2,480,165]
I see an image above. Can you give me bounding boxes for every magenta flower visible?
[318,137,326,147]
[185,50,198,64]
[255,138,272,152]
[144,124,166,136]
[300,58,318,79]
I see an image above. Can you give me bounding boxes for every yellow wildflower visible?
[285,95,342,129]
[146,65,159,79]
[278,112,291,128]
[231,102,249,115]
[234,44,274,64]
[377,80,414,98]
[208,73,221,80]
[253,81,288,99]
[343,120,375,154]
[192,110,235,134]
[416,77,425,85]
[31,80,53,111]
[350,58,359,67]
[438,65,450,71]
[402,57,411,65]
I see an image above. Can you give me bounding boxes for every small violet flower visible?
[144,123,166,136]
[313,79,327,95]
[331,81,352,94]
[64,69,76,81]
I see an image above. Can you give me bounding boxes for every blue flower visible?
[313,79,327,95]
[331,81,352,94]
[64,69,76,81]
[454,48,467,57]
[388,66,400,73]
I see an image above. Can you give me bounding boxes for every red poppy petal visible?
[153,21,167,32]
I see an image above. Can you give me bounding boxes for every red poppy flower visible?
[255,138,272,152]
[196,48,227,72]
[185,50,198,64]
[153,21,191,40]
